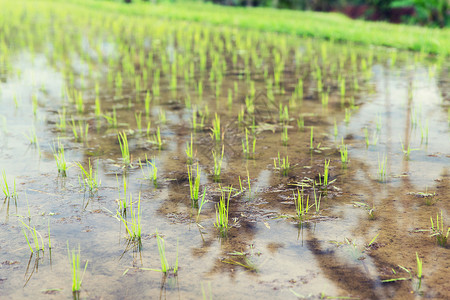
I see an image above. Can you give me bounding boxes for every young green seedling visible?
[67,242,88,293]
[214,187,232,237]
[430,211,450,247]
[212,146,224,182]
[1,169,17,199]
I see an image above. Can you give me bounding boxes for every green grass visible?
[58,0,450,55]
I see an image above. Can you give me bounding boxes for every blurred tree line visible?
[127,0,449,27]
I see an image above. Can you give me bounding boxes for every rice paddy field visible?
[0,0,449,299]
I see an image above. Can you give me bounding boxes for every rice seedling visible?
[340,140,348,169]
[344,108,351,124]
[420,120,429,144]
[214,188,232,237]
[196,188,208,222]
[103,108,118,128]
[430,211,449,247]
[273,152,290,176]
[118,131,131,166]
[210,113,221,142]
[115,72,123,95]
[281,125,288,146]
[67,242,88,293]
[310,126,314,151]
[212,146,224,182]
[366,233,379,248]
[159,109,166,124]
[95,87,101,117]
[242,128,256,159]
[24,127,38,145]
[20,220,44,253]
[201,282,213,300]
[279,104,289,123]
[150,126,163,150]
[377,154,387,182]
[1,170,17,199]
[57,108,67,131]
[353,202,376,220]
[400,141,418,160]
[293,188,311,220]
[116,174,128,214]
[135,112,142,132]
[376,114,382,132]
[297,116,304,131]
[185,134,194,165]
[76,159,100,194]
[32,94,38,116]
[155,232,179,276]
[51,140,68,176]
[364,127,369,147]
[188,164,202,207]
[416,252,423,290]
[321,91,329,107]
[13,94,19,108]
[75,91,84,114]
[246,171,252,201]
[334,119,338,138]
[118,193,142,244]
[316,159,331,188]
[313,186,321,213]
[222,249,260,272]
[340,77,346,99]
[192,109,205,131]
[71,118,89,143]
[144,91,151,117]
[48,219,52,250]
[139,155,158,187]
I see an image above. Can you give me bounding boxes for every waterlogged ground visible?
[0,1,449,299]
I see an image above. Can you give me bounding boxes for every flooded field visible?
[0,2,449,299]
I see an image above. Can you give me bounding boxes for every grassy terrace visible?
[57,0,450,55]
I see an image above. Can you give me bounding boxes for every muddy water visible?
[1,2,449,300]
